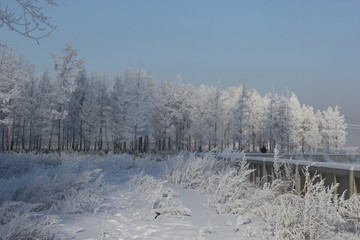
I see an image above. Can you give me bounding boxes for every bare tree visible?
[0,0,57,42]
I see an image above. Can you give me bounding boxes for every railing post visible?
[271,165,275,182]
[349,166,356,196]
[263,159,267,183]
[333,174,338,195]
[295,163,301,194]
[251,163,256,183]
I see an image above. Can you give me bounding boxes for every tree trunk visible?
[21,119,26,150]
[79,120,83,151]
[1,128,5,151]
[58,105,64,157]
[7,120,12,152]
[29,120,33,151]
[48,120,55,151]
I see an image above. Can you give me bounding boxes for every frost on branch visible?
[0,0,57,42]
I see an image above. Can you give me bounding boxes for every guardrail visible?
[243,156,360,199]
[245,153,360,163]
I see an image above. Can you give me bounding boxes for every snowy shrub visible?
[0,201,60,240]
[0,158,105,214]
[129,172,191,217]
[340,193,360,235]
[164,151,259,215]
[0,153,32,179]
[47,169,105,214]
[164,152,229,191]
[260,166,349,240]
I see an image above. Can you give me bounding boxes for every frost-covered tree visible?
[246,89,266,151]
[111,75,128,150]
[191,87,209,151]
[264,92,279,152]
[52,44,84,157]
[35,70,54,150]
[112,68,154,152]
[221,86,242,149]
[14,66,38,151]
[274,94,291,152]
[126,69,154,152]
[80,75,100,151]
[284,91,303,152]
[0,47,29,151]
[66,69,88,151]
[171,79,194,151]
[300,105,321,153]
[197,85,224,150]
[151,81,175,151]
[231,85,249,150]
[320,106,347,153]
[94,75,111,151]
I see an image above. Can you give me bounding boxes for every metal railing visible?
[243,155,360,198]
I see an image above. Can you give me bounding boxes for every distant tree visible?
[246,89,265,151]
[151,81,177,151]
[286,91,303,152]
[52,44,84,157]
[300,105,321,153]
[14,66,38,151]
[112,68,154,152]
[177,81,194,151]
[126,69,154,152]
[35,70,54,150]
[111,75,128,150]
[67,69,88,151]
[191,86,209,151]
[80,75,100,151]
[203,85,224,150]
[273,94,290,152]
[0,0,57,42]
[94,75,111,151]
[0,47,26,151]
[320,106,347,153]
[232,85,250,150]
[264,91,280,152]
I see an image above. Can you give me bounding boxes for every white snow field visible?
[1,151,360,239]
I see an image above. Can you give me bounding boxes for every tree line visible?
[0,45,347,155]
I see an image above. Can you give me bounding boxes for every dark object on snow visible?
[260,146,267,153]
[155,211,161,219]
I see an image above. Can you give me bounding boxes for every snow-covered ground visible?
[1,151,359,239]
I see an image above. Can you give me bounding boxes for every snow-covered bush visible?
[259,167,350,240]
[0,201,60,240]
[342,194,360,234]
[164,151,230,191]
[0,153,33,179]
[164,151,259,214]
[0,158,105,214]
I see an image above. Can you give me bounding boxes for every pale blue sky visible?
[1,0,360,144]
